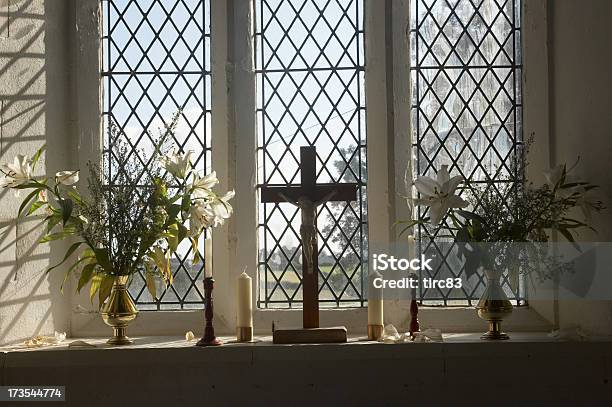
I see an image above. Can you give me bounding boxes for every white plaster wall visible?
[0,0,73,345]
[549,0,612,336]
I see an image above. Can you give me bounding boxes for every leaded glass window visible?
[255,0,368,308]
[410,0,524,305]
[101,0,211,309]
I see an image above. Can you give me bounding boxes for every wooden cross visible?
[261,146,358,329]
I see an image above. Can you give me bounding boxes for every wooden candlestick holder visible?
[409,298,420,336]
[196,277,223,347]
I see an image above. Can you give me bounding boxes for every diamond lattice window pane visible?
[410,0,524,306]
[255,0,367,308]
[102,0,211,310]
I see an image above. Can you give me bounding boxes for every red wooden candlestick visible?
[409,299,420,336]
[196,277,223,346]
[409,277,420,336]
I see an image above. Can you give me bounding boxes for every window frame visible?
[238,0,385,330]
[72,0,552,336]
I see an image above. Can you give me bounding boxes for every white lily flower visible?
[209,190,235,226]
[0,155,33,188]
[160,150,193,179]
[190,171,218,199]
[188,202,216,236]
[544,164,565,188]
[554,185,581,201]
[55,170,79,186]
[188,190,235,234]
[574,186,601,223]
[413,165,467,225]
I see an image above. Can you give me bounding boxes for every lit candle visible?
[368,270,384,340]
[236,269,253,341]
[204,237,213,278]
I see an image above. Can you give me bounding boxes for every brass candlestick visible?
[367,324,384,341]
[196,277,223,346]
[236,326,253,342]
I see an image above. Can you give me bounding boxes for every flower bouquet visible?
[399,142,603,339]
[0,115,234,343]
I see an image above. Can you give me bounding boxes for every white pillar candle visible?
[204,237,213,278]
[368,271,384,326]
[408,235,417,259]
[407,235,418,302]
[237,271,253,328]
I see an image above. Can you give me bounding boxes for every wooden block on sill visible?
[272,326,347,344]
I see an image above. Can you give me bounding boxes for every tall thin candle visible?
[236,269,253,341]
[368,270,384,340]
[408,235,416,260]
[204,237,213,278]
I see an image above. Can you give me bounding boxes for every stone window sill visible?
[1,332,609,354]
[2,334,610,405]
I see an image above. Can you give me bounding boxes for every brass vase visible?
[100,275,138,345]
[476,268,513,340]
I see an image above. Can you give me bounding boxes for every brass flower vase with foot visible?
[476,269,513,340]
[101,275,138,345]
